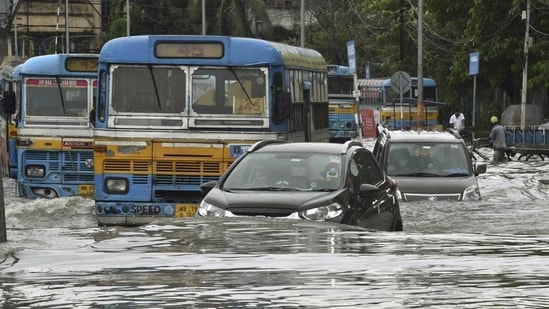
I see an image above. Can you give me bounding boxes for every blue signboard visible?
[469,51,479,76]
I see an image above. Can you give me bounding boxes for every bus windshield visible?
[192,67,266,115]
[110,65,267,116]
[112,66,186,113]
[26,78,90,117]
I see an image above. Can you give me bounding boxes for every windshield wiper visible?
[242,187,297,191]
[147,65,162,111]
[403,172,441,177]
[228,67,255,107]
[55,77,66,114]
[443,173,469,177]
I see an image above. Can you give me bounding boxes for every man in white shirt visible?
[449,110,466,134]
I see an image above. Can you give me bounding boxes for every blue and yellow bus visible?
[358,77,443,129]
[93,35,330,225]
[327,64,359,143]
[2,53,98,199]
[1,59,25,178]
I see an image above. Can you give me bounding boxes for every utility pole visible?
[65,0,69,53]
[300,0,305,47]
[417,0,424,129]
[126,0,130,36]
[202,0,206,35]
[520,0,531,130]
[399,0,404,70]
[1,176,6,243]
[14,21,17,56]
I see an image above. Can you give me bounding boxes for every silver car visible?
[373,129,487,201]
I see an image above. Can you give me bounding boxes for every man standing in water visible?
[489,116,507,162]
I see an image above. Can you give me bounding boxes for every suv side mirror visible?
[200,180,217,195]
[359,183,380,198]
[474,163,487,175]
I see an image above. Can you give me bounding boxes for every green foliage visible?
[100,0,549,129]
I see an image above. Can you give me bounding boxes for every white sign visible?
[390,71,411,94]
[346,40,356,74]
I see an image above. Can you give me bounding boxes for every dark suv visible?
[373,129,487,201]
[198,140,403,231]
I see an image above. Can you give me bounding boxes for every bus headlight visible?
[25,165,45,178]
[105,177,129,194]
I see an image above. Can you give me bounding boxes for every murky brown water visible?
[2,145,549,308]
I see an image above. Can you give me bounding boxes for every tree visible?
[186,0,273,38]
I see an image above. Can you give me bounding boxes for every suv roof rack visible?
[247,139,288,152]
[342,140,363,154]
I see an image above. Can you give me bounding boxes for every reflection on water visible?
[2,143,549,307]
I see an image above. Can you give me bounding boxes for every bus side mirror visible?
[2,91,16,114]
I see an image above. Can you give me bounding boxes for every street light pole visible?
[520,0,531,130]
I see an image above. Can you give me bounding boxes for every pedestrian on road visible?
[449,110,466,136]
[489,116,507,163]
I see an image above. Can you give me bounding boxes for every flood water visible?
[2,141,549,308]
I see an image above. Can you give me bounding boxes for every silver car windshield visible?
[387,142,471,177]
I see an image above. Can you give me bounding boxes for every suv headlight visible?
[299,203,343,221]
[462,184,481,201]
[198,200,228,217]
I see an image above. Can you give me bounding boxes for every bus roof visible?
[20,54,99,76]
[99,35,327,70]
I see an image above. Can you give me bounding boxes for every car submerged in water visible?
[198,140,403,232]
[373,129,487,201]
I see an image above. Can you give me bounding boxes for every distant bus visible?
[2,53,98,199]
[0,59,25,178]
[327,64,359,142]
[93,35,330,225]
[358,77,443,129]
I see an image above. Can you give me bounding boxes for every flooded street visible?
[2,142,549,308]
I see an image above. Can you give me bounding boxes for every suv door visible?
[346,149,396,230]
[372,132,387,163]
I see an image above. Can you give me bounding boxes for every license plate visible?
[175,203,198,218]
[78,184,94,196]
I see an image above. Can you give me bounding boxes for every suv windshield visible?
[387,142,470,177]
[223,152,343,191]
